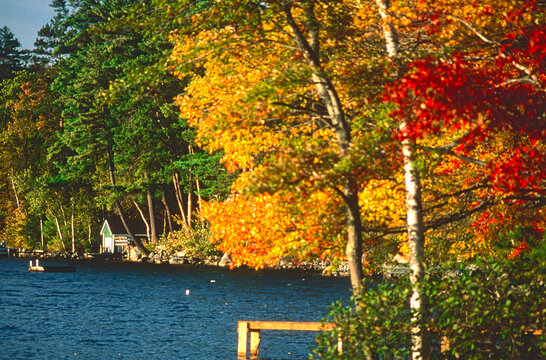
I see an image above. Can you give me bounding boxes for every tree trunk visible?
[60,202,67,229]
[54,215,67,252]
[375,1,427,358]
[40,218,45,251]
[71,199,75,253]
[284,3,364,297]
[9,173,20,209]
[187,169,193,229]
[189,145,204,213]
[172,171,189,229]
[402,133,426,360]
[115,200,149,255]
[105,140,149,256]
[344,181,365,297]
[87,221,92,248]
[144,173,158,242]
[161,185,174,233]
[133,199,151,242]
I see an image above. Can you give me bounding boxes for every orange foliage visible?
[200,182,345,269]
[169,0,544,267]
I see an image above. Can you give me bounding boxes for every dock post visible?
[237,321,249,358]
[249,329,261,357]
[30,260,32,267]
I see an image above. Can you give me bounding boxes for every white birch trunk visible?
[187,176,193,229]
[54,215,67,252]
[71,200,75,253]
[402,131,426,360]
[88,221,92,247]
[375,1,427,359]
[133,199,151,242]
[40,218,45,251]
[9,174,20,209]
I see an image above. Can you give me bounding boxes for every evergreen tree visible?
[0,26,25,81]
[33,0,70,65]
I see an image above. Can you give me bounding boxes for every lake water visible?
[0,258,351,360]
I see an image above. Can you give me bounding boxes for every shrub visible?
[313,258,545,359]
[166,220,220,257]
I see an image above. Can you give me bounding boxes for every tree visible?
[376,1,544,358]
[41,0,233,254]
[33,0,71,65]
[0,26,25,81]
[0,68,64,249]
[382,0,545,251]
[169,0,402,296]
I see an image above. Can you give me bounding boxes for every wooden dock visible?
[237,321,340,358]
[28,260,76,273]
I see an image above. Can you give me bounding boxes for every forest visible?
[0,0,544,358]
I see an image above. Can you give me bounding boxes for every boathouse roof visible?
[100,217,148,237]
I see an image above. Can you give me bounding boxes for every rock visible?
[218,253,232,267]
[169,257,185,265]
[278,259,296,270]
[169,250,187,264]
[173,250,188,258]
[129,247,142,261]
[154,245,167,252]
[169,257,186,265]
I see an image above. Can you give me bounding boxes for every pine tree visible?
[0,26,25,81]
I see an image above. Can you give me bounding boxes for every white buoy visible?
[210,280,216,283]
[185,289,190,295]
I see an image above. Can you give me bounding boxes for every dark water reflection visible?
[0,258,350,359]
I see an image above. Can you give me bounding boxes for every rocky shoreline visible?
[10,248,350,277]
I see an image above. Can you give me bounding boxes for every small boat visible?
[28,259,76,273]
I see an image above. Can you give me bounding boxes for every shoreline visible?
[7,249,351,277]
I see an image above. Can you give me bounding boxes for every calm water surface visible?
[0,258,350,360]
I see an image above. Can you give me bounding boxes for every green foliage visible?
[165,219,220,257]
[314,279,412,360]
[314,258,545,360]
[494,225,546,277]
[0,26,25,81]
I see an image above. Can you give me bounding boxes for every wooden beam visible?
[250,330,261,356]
[246,321,334,331]
[237,321,339,358]
[237,321,248,358]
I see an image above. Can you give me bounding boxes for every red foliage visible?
[507,238,528,259]
[384,26,545,196]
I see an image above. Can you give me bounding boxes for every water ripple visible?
[0,258,350,360]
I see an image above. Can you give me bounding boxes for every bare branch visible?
[420,144,488,167]
[452,16,542,87]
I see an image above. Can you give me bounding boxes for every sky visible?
[0,0,55,50]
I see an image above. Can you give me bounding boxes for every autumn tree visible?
[0,69,62,248]
[372,1,545,358]
[167,0,410,296]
